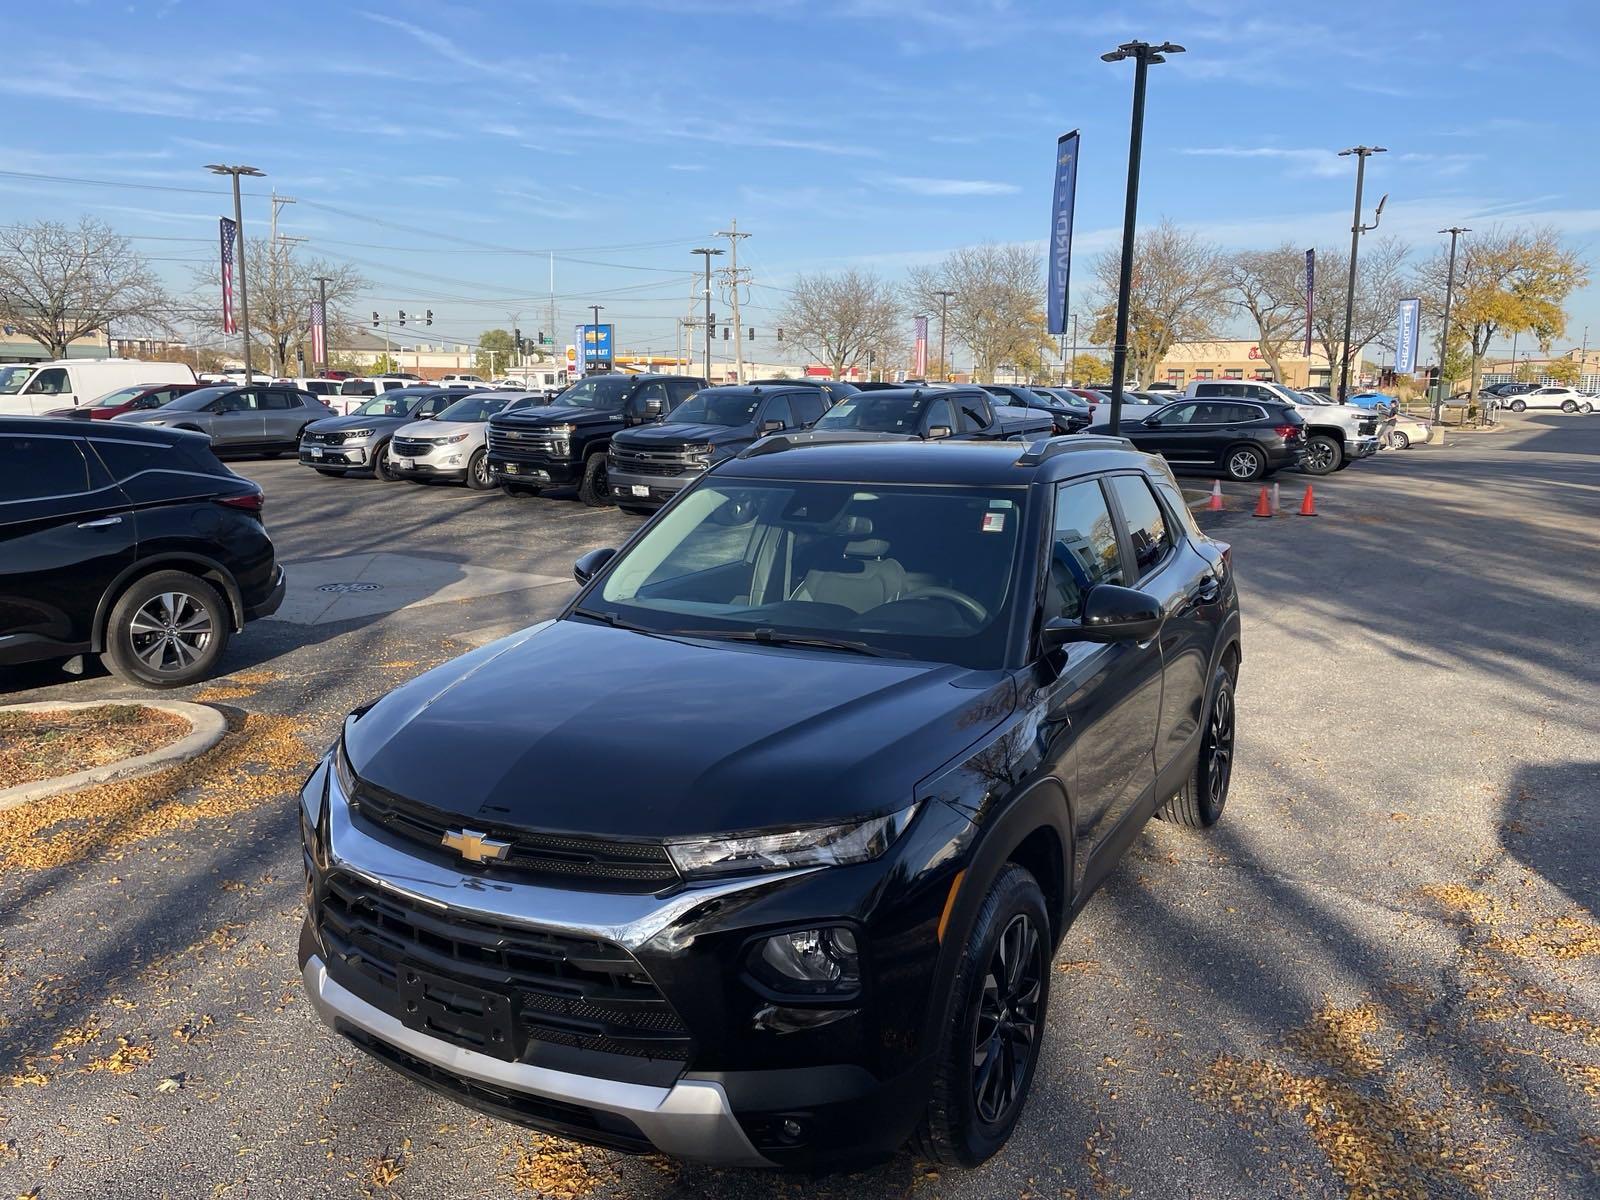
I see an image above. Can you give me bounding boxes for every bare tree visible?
[778,269,901,379]
[907,243,1045,380]
[1224,245,1307,382]
[1089,221,1228,386]
[1309,236,1409,385]
[193,238,365,375]
[0,218,171,358]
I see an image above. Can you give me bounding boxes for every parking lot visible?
[2,413,1597,1199]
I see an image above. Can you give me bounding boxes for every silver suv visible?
[1183,380,1379,475]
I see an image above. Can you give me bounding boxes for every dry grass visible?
[502,1135,611,1198]
[0,704,190,790]
[192,668,282,703]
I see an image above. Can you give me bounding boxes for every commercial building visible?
[1148,339,1350,391]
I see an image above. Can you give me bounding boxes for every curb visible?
[0,700,228,811]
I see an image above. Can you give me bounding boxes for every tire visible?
[916,864,1050,1169]
[372,441,400,481]
[101,570,230,689]
[466,447,495,491]
[1582,402,1595,415]
[1300,434,1342,476]
[578,452,613,507]
[1222,444,1266,482]
[1160,662,1235,828]
[1510,399,1527,413]
[1390,430,1410,450]
[1561,400,1578,413]
[501,482,542,499]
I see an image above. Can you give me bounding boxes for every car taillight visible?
[216,490,264,515]
[1274,424,1301,439]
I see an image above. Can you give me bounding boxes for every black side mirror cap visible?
[573,547,617,585]
[1042,584,1163,649]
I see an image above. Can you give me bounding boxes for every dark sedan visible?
[1087,398,1306,481]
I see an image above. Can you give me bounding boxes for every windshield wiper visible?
[570,606,665,636]
[673,627,910,659]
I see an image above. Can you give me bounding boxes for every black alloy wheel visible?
[578,452,613,507]
[971,914,1045,1125]
[1300,434,1341,476]
[372,441,399,481]
[1161,663,1236,827]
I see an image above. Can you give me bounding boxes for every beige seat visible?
[791,539,907,614]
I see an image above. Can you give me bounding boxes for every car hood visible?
[307,412,415,432]
[614,422,749,448]
[493,404,622,429]
[394,418,480,439]
[343,618,1015,839]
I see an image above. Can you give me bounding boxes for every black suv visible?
[606,384,830,512]
[1089,398,1307,481]
[811,386,1055,441]
[298,434,1239,1170]
[0,418,283,687]
[488,374,706,505]
[981,385,1092,435]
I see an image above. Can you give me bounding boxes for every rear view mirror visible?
[1041,584,1162,650]
[573,547,617,585]
[927,424,953,440]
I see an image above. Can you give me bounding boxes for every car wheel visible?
[102,570,230,689]
[1390,430,1411,450]
[1510,399,1527,413]
[1582,402,1595,415]
[1160,663,1235,828]
[372,441,399,481]
[466,448,495,491]
[501,482,542,499]
[1223,445,1266,482]
[1300,434,1341,476]
[578,453,613,507]
[917,864,1050,1168]
[1561,400,1578,413]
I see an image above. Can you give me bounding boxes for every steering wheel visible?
[897,587,988,623]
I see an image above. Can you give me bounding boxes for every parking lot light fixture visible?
[692,248,723,379]
[1335,146,1387,402]
[1101,41,1184,435]
[1434,226,1468,421]
[206,164,264,386]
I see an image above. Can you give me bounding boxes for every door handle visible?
[77,515,124,528]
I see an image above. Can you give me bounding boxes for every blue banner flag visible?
[1047,130,1080,336]
[1395,297,1421,374]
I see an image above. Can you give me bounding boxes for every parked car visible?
[1088,397,1307,481]
[114,383,335,456]
[979,385,1090,435]
[299,387,464,479]
[1480,381,1539,399]
[298,433,1239,1170]
[748,378,861,407]
[437,373,487,387]
[811,387,1055,441]
[1383,412,1432,449]
[38,382,202,421]
[0,417,283,687]
[488,373,706,505]
[1346,391,1400,416]
[274,377,344,399]
[0,359,198,416]
[1502,385,1592,413]
[330,376,424,414]
[385,391,545,489]
[1183,380,1377,475]
[607,384,831,512]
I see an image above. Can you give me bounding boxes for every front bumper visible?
[300,441,374,469]
[490,455,581,486]
[607,464,703,507]
[389,454,469,480]
[1346,436,1380,460]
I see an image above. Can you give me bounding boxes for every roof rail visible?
[737,430,916,459]
[1014,434,1134,467]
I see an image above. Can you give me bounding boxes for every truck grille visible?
[350,779,680,894]
[488,427,563,456]
[609,446,702,477]
[1358,418,1376,435]
[317,871,691,1063]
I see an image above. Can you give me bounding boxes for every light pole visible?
[692,248,723,380]
[1335,145,1387,401]
[206,164,263,385]
[1434,226,1468,421]
[935,289,955,380]
[1101,40,1184,435]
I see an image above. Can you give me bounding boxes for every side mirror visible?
[759,418,785,434]
[1041,584,1162,649]
[927,424,953,440]
[643,397,666,418]
[1141,417,1161,427]
[573,547,617,585]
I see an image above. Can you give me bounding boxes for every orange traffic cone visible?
[1298,485,1317,516]
[1206,480,1223,511]
[1252,487,1272,518]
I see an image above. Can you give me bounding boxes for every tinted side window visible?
[260,390,291,410]
[957,393,992,431]
[790,391,827,426]
[1157,403,1202,425]
[760,396,794,427]
[632,381,669,412]
[1108,474,1173,578]
[924,397,955,433]
[91,437,227,481]
[1048,479,1123,621]
[341,380,376,396]
[668,379,700,405]
[0,436,90,502]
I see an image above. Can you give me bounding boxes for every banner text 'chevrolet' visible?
[299,434,1240,1169]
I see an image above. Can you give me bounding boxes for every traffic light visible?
[372,312,379,327]
[777,327,784,343]
[748,327,755,340]
[398,310,407,327]
[425,310,433,326]
[723,326,730,340]
[537,330,545,345]
[708,312,717,336]
[514,327,523,352]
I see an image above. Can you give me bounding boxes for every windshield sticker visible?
[981,512,1006,533]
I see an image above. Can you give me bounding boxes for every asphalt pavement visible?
[2,415,1597,1199]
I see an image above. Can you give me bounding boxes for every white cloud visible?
[880,175,1020,197]
[1180,146,1348,178]
[360,12,506,75]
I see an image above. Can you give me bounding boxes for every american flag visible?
[913,315,928,377]
[309,299,326,367]
[219,217,238,334]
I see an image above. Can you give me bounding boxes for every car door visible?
[0,430,137,655]
[1135,401,1211,464]
[257,388,299,444]
[18,367,73,416]
[1032,476,1161,889]
[208,388,265,447]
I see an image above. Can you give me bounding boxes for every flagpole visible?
[207,164,264,384]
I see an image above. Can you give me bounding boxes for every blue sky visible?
[4,0,1597,364]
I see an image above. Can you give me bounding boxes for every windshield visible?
[166,386,231,410]
[668,390,759,426]
[0,366,34,395]
[590,479,1024,668]
[813,394,931,433]
[87,386,148,408]
[351,393,420,418]
[436,394,512,421]
[555,376,634,411]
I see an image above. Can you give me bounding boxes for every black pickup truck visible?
[606,384,831,513]
[486,373,706,505]
[810,386,1055,441]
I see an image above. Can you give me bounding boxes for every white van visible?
[0,359,198,416]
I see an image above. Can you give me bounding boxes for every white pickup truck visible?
[1183,379,1380,475]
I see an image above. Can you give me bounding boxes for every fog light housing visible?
[749,927,860,996]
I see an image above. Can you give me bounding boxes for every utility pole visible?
[589,304,605,371]
[548,253,556,370]
[314,275,332,377]
[936,289,955,381]
[206,164,264,385]
[506,311,523,370]
[1434,227,1468,421]
[1070,312,1079,386]
[692,247,723,382]
[1101,39,1184,435]
[715,219,752,383]
[1336,145,1388,402]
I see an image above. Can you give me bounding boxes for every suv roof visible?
[0,415,205,446]
[723,434,1145,486]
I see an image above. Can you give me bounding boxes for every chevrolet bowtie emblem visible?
[441,828,511,864]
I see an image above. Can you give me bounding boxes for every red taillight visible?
[216,490,264,515]
[1274,424,1301,439]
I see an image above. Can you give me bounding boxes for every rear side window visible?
[956,393,992,431]
[341,380,376,396]
[1108,474,1173,578]
[260,390,291,410]
[760,395,793,427]
[1048,479,1124,621]
[91,437,229,481]
[0,436,90,502]
[790,391,827,426]
[924,397,955,433]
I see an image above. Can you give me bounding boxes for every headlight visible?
[546,423,575,436]
[666,805,917,879]
[332,737,359,799]
[344,428,374,439]
[442,432,470,444]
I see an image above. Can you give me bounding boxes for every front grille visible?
[1358,418,1376,435]
[610,446,702,477]
[304,430,352,445]
[488,427,564,456]
[391,437,437,455]
[350,781,679,893]
[317,872,690,1064]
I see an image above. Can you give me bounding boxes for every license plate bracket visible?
[309,447,323,458]
[397,964,518,1060]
